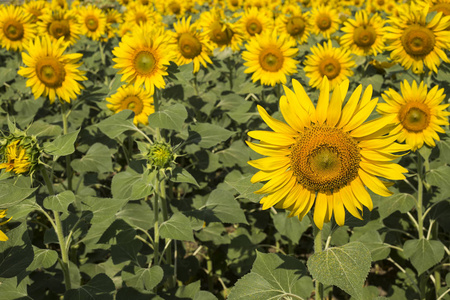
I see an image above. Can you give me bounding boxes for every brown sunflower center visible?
[35,56,66,88]
[230,0,239,7]
[209,21,234,46]
[85,16,99,31]
[398,102,431,132]
[28,8,43,23]
[401,25,435,57]
[135,13,147,25]
[49,19,71,40]
[353,25,377,47]
[246,18,262,36]
[121,95,144,114]
[431,3,450,16]
[168,1,181,14]
[376,0,385,6]
[259,47,284,72]
[316,13,332,31]
[3,19,24,41]
[318,57,341,80]
[286,16,305,36]
[290,125,361,192]
[134,50,156,74]
[178,33,202,59]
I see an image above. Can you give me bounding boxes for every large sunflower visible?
[247,77,409,229]
[199,9,243,51]
[377,80,450,151]
[340,10,385,56]
[112,25,174,94]
[242,31,298,86]
[385,4,450,74]
[106,84,155,125]
[304,40,355,90]
[0,5,37,51]
[123,4,162,29]
[22,0,49,24]
[18,36,87,103]
[276,6,311,45]
[171,16,213,73]
[77,4,107,41]
[310,4,340,39]
[237,7,274,41]
[37,8,81,46]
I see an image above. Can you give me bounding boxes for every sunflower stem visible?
[61,102,73,191]
[312,219,324,300]
[153,178,160,266]
[159,177,175,288]
[416,152,424,240]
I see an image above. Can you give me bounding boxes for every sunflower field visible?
[1,0,450,299]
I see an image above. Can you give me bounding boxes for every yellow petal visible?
[339,186,363,220]
[255,170,293,194]
[358,169,393,197]
[245,141,291,157]
[313,192,328,230]
[316,77,330,125]
[350,177,373,211]
[257,105,297,135]
[248,156,291,171]
[327,86,342,127]
[248,130,296,146]
[333,192,346,226]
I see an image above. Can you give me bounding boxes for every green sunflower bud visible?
[148,142,175,169]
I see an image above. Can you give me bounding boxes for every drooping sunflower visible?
[385,4,450,74]
[37,8,81,46]
[340,10,385,56]
[242,31,299,86]
[377,80,450,151]
[0,140,32,174]
[77,4,107,41]
[310,4,340,39]
[18,35,87,103]
[304,40,355,90]
[106,84,155,125]
[0,209,12,242]
[171,16,213,73]
[237,7,274,41]
[112,25,174,94]
[247,77,409,229]
[0,5,37,51]
[276,6,311,45]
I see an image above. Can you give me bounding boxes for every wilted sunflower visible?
[0,209,12,242]
[304,40,355,90]
[310,4,340,39]
[171,16,213,73]
[242,31,298,86]
[237,7,274,41]
[18,35,87,103]
[385,4,450,74]
[112,26,174,94]
[340,10,385,56]
[77,4,107,41]
[0,5,37,51]
[276,6,311,45]
[37,9,81,46]
[106,84,154,125]
[199,9,243,51]
[377,80,449,151]
[247,77,409,229]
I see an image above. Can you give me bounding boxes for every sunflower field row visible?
[0,0,449,299]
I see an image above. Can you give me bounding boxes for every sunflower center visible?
[318,57,341,80]
[135,13,147,25]
[230,0,239,7]
[85,16,99,31]
[134,51,156,74]
[259,47,284,72]
[3,19,24,41]
[401,25,435,57]
[290,126,361,192]
[35,56,66,88]
[168,1,181,14]
[178,33,202,59]
[49,19,71,39]
[316,14,331,31]
[246,19,262,36]
[398,102,431,132]
[122,95,144,114]
[431,3,450,16]
[353,25,376,47]
[209,21,234,46]
[286,16,305,36]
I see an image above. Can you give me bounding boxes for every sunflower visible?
[377,80,450,151]
[18,36,87,103]
[0,209,12,242]
[385,4,450,74]
[227,0,243,11]
[112,25,174,94]
[103,8,123,40]
[242,31,298,86]
[22,0,49,24]
[340,10,385,56]
[123,4,162,29]
[304,40,355,90]
[237,7,274,41]
[310,4,340,39]
[106,84,155,125]
[37,8,81,46]
[77,5,107,41]
[171,16,213,73]
[247,77,409,229]
[276,6,311,45]
[0,140,32,174]
[155,0,186,17]
[0,5,37,51]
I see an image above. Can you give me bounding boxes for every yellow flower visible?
[0,140,32,174]
[237,7,274,41]
[77,4,107,41]
[247,77,409,229]
[377,80,450,151]
[22,0,49,24]
[37,8,81,47]
[310,4,340,39]
[0,209,12,242]
[242,31,298,86]
[304,40,355,91]
[276,6,311,45]
[106,84,155,126]
[18,35,87,103]
[0,5,37,51]
[155,0,186,17]
[123,4,162,30]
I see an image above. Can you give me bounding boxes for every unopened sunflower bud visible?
[0,133,41,175]
[148,142,175,169]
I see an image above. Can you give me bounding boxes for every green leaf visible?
[216,140,251,167]
[96,110,137,139]
[43,190,75,212]
[228,252,313,300]
[272,211,310,244]
[426,165,450,195]
[307,242,372,299]
[148,103,188,131]
[64,273,115,300]
[0,181,36,208]
[159,212,194,241]
[351,230,390,261]
[71,143,113,173]
[223,170,263,203]
[27,247,58,270]
[403,238,445,275]
[43,129,80,157]
[170,167,199,187]
[188,123,234,148]
[111,168,156,200]
[0,277,31,300]
[116,202,154,230]
[437,138,450,164]
[26,120,62,138]
[377,193,415,219]
[122,265,164,291]
[111,240,142,265]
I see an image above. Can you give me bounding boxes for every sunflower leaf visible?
[43,190,75,212]
[96,110,137,139]
[148,103,188,131]
[159,212,194,242]
[43,129,80,157]
[377,193,416,219]
[403,238,445,275]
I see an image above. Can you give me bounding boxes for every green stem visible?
[61,102,73,191]
[416,152,424,240]
[153,182,160,266]
[159,178,175,287]
[99,41,106,66]
[311,215,324,300]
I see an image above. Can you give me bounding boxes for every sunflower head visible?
[0,132,41,176]
[147,142,176,170]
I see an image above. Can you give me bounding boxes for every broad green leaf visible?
[122,265,163,291]
[43,190,75,212]
[159,212,194,241]
[426,165,450,194]
[64,273,115,300]
[307,242,372,299]
[0,181,36,208]
[116,202,154,230]
[216,140,251,167]
[111,168,156,200]
[27,247,58,270]
[351,230,390,261]
[111,240,142,265]
[437,138,450,164]
[0,277,31,300]
[228,252,313,300]
[223,170,263,203]
[71,143,113,173]
[196,223,231,245]
[272,211,310,244]
[377,193,415,219]
[170,167,199,187]
[188,123,234,148]
[43,129,80,157]
[175,280,201,298]
[148,103,188,131]
[96,110,137,139]
[26,120,62,138]
[403,238,445,275]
